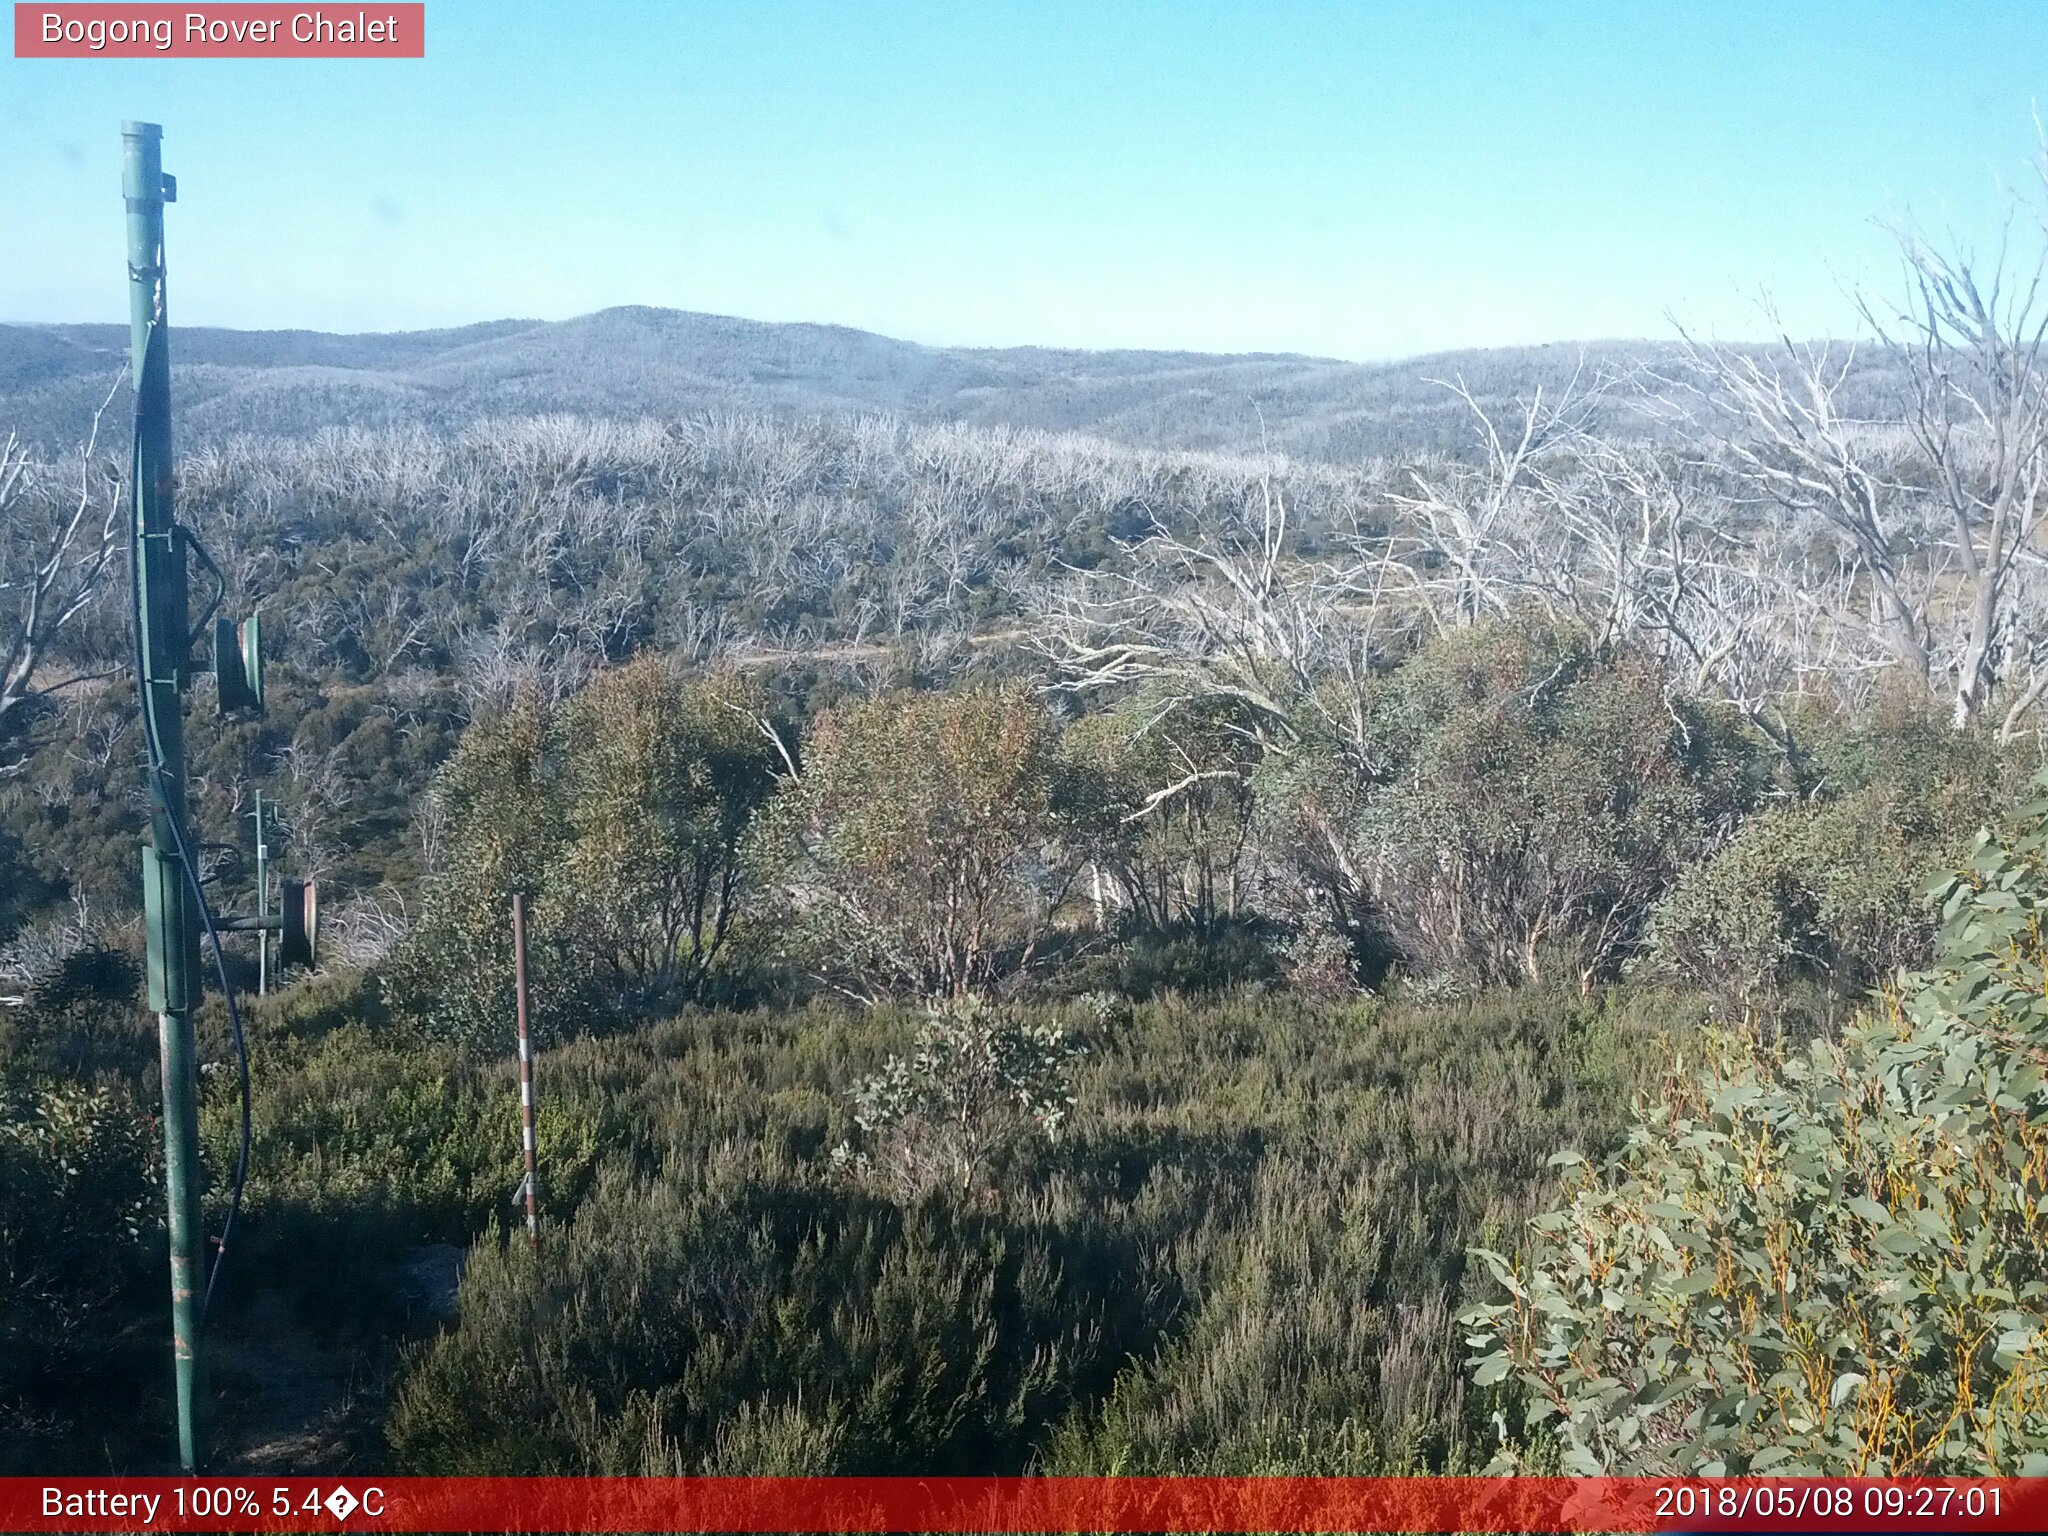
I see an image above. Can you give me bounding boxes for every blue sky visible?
[4,1,2046,359]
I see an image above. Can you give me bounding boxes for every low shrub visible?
[1647,715,2012,1010]
[835,999,1083,1199]
[0,1080,161,1467]
[386,1170,1129,1474]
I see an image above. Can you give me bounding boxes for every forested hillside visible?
[0,307,1916,460]
[5,219,2048,1478]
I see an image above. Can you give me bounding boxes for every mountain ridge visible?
[0,304,1800,458]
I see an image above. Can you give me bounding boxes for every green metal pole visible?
[253,790,268,996]
[124,119,207,1474]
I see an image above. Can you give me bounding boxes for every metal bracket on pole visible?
[218,875,318,968]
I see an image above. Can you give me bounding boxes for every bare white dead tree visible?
[1995,538,2048,740]
[1674,210,2048,734]
[1382,368,1602,629]
[1038,364,1911,797]
[1662,325,1935,693]
[318,888,413,970]
[1501,434,1894,768]
[1036,461,1404,774]
[1867,226,2048,729]
[0,890,102,1008]
[0,380,127,759]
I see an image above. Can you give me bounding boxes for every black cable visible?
[169,793,251,1328]
[129,322,252,1328]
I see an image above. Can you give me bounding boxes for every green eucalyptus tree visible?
[1468,780,2048,1474]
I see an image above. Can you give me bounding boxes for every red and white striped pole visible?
[512,892,539,1250]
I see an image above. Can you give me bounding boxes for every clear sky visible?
[4,1,2046,360]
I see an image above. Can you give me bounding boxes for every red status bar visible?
[5,1476,2046,1534]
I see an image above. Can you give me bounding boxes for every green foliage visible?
[1649,789,1936,1006]
[385,666,780,1043]
[1266,623,1762,989]
[0,1079,160,1459]
[0,936,151,1084]
[836,998,1084,1198]
[758,687,1072,997]
[387,1171,1118,1475]
[1649,716,2010,1007]
[379,981,1661,1475]
[1465,779,2048,1474]
[1055,919,1281,1000]
[200,972,614,1254]
[1039,985,1668,1475]
[0,881,1667,1476]
[1057,701,1260,935]
[0,942,165,1465]
[0,666,465,932]
[382,686,558,1046]
[546,662,779,1010]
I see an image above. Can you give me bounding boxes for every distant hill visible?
[0,305,1883,459]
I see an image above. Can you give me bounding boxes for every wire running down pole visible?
[512,893,540,1249]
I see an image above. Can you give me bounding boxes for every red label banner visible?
[2,1476,2046,1533]
[13,4,423,57]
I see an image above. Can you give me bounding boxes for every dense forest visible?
[5,212,2048,1479]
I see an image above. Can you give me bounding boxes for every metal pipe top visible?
[122,123,170,207]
